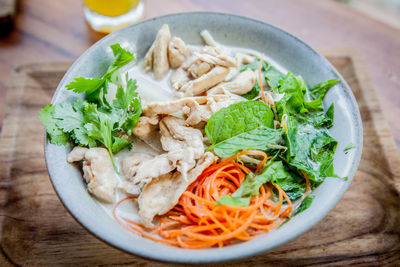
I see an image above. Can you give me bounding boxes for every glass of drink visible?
[83,0,145,33]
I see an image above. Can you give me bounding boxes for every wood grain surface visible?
[0,52,399,266]
[0,0,400,151]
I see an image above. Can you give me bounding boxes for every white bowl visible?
[45,12,363,263]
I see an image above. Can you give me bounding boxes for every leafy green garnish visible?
[264,66,285,92]
[343,143,356,152]
[211,127,282,158]
[261,161,306,200]
[38,104,69,145]
[66,43,134,106]
[308,79,340,100]
[205,101,274,145]
[39,45,141,172]
[294,195,314,215]
[284,115,337,182]
[275,73,309,117]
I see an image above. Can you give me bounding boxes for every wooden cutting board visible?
[1,50,400,266]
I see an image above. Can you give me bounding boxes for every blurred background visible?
[0,0,399,150]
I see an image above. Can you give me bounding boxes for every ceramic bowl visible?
[45,12,363,263]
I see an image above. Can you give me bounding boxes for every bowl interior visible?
[45,12,363,263]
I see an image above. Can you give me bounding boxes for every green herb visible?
[294,195,314,215]
[39,44,141,172]
[38,104,69,145]
[211,127,282,158]
[261,161,306,200]
[284,115,337,182]
[66,43,134,106]
[264,66,285,92]
[343,143,356,152]
[205,100,274,145]
[275,73,309,117]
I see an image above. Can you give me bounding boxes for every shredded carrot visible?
[113,150,295,249]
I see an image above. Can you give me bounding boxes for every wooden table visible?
[0,0,399,151]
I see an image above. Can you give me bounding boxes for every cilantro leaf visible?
[38,104,69,145]
[65,43,135,107]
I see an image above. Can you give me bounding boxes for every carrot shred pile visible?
[113,150,307,249]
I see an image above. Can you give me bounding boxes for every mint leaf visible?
[265,66,285,92]
[285,115,337,182]
[38,104,69,145]
[275,73,309,117]
[205,101,274,145]
[212,127,282,158]
[261,161,306,200]
[294,195,314,215]
[309,79,339,100]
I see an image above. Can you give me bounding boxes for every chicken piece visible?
[180,66,230,96]
[187,61,212,79]
[138,152,216,227]
[143,24,171,80]
[81,148,118,203]
[143,95,242,125]
[159,116,204,157]
[122,152,176,185]
[168,37,189,69]
[132,115,159,142]
[170,67,190,90]
[207,69,256,95]
[67,146,88,163]
[121,153,153,180]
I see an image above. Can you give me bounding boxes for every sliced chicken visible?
[159,116,204,158]
[122,152,176,185]
[170,67,190,90]
[138,152,216,227]
[143,24,171,80]
[187,61,212,79]
[208,69,256,95]
[78,148,118,203]
[180,66,230,96]
[168,37,189,69]
[143,95,242,125]
[67,146,88,163]
[132,116,160,142]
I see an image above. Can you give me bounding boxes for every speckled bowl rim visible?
[44,12,363,264]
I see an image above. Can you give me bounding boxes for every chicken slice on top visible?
[138,152,216,227]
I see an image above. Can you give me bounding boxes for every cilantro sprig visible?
[39,44,140,171]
